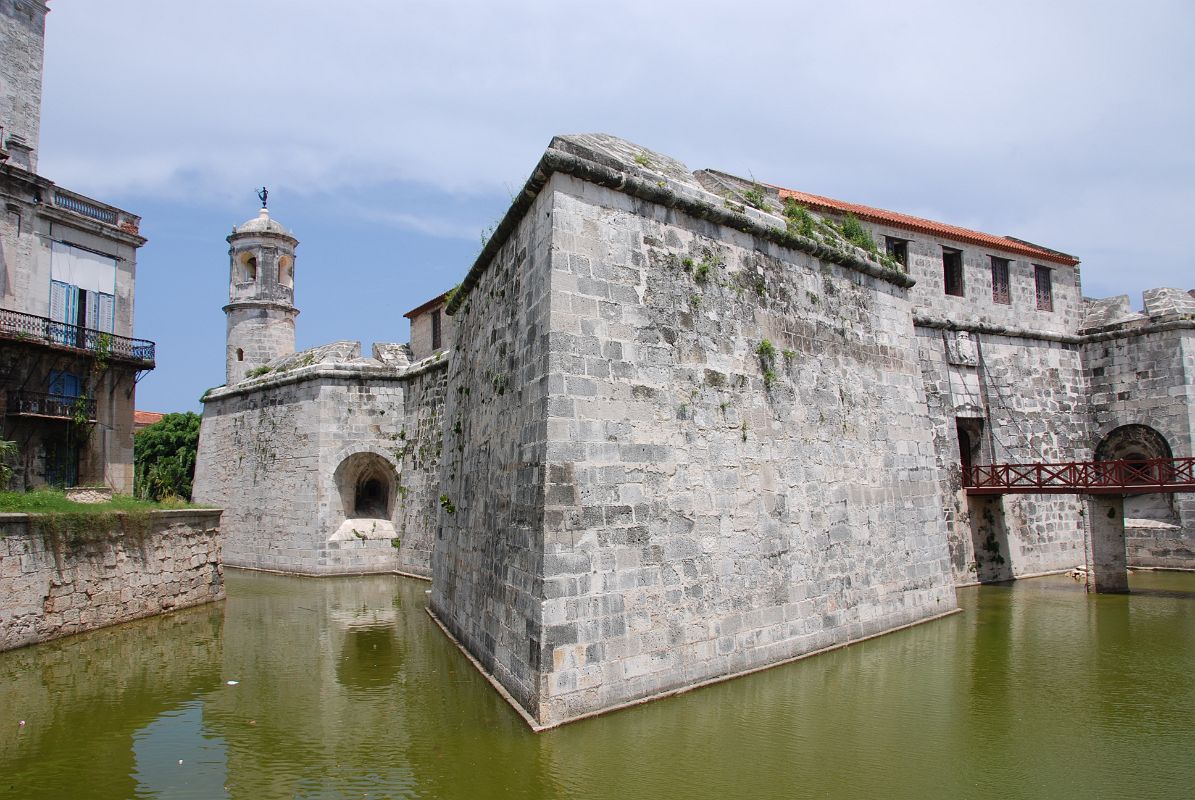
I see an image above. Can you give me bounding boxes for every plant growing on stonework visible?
[634,152,651,167]
[783,198,817,239]
[439,494,456,515]
[839,213,878,254]
[0,439,17,489]
[756,339,779,392]
[246,365,271,378]
[742,183,767,210]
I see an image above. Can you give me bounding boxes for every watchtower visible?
[224,202,299,385]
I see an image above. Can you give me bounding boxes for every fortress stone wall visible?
[1081,289,1195,567]
[431,141,958,726]
[194,342,445,577]
[195,131,1195,727]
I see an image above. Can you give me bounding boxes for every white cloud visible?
[35,0,1195,296]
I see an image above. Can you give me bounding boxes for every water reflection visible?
[1,571,1193,799]
[0,601,223,799]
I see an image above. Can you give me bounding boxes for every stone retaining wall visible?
[0,509,224,651]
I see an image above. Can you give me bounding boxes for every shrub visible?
[134,412,201,501]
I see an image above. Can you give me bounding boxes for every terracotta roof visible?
[775,187,1079,267]
[134,410,165,427]
[403,292,449,320]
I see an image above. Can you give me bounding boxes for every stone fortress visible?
[194,133,1194,728]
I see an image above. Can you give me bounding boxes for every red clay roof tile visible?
[775,187,1079,267]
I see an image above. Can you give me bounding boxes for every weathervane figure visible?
[257,186,268,209]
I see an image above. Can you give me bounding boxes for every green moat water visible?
[2,569,1194,799]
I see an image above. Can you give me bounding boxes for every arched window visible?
[278,255,294,289]
[238,252,258,283]
[236,348,244,362]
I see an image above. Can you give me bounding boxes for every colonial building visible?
[0,0,154,491]
[194,133,1194,728]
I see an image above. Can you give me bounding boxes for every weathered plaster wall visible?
[0,0,48,171]
[408,303,455,362]
[0,346,139,493]
[918,328,1089,582]
[0,509,224,651]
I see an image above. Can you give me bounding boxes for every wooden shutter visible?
[89,291,115,332]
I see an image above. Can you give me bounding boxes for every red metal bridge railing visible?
[965,457,1195,495]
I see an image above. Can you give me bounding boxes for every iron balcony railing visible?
[6,390,97,422]
[0,307,155,364]
[965,457,1195,495]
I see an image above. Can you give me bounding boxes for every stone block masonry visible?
[194,344,446,578]
[0,509,224,651]
[432,135,959,728]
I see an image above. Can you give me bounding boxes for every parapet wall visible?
[0,509,224,651]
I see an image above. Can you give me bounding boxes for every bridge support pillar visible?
[1085,494,1128,593]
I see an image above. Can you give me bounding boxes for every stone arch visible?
[333,452,397,520]
[1094,424,1173,464]
[1095,424,1177,526]
[278,254,294,289]
[237,251,258,283]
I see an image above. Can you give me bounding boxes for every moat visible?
[3,569,1193,800]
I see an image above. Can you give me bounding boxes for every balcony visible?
[6,390,97,422]
[51,188,141,236]
[0,307,155,365]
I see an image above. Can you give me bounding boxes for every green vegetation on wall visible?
[134,412,201,501]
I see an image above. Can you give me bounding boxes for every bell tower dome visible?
[223,196,299,385]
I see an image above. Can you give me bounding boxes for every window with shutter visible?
[49,280,78,344]
[87,291,115,332]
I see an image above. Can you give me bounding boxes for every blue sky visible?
[35,0,1195,412]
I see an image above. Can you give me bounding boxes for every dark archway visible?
[1094,424,1172,464]
[1094,424,1177,527]
[354,477,388,518]
[333,452,398,522]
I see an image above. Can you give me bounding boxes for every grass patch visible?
[0,489,189,514]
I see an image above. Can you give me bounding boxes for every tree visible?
[134,412,201,501]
